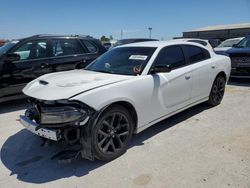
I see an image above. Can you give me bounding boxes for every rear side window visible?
[185,45,210,64]
[52,39,85,57]
[81,40,98,53]
[154,46,186,69]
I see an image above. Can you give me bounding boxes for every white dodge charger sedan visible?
[20,40,231,161]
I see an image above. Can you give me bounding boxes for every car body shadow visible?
[0,99,28,114]
[0,103,211,184]
[228,77,250,87]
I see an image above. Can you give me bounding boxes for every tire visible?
[207,75,226,106]
[92,105,134,161]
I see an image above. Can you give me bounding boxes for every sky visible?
[0,0,250,40]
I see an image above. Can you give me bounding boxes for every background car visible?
[102,42,111,50]
[0,34,107,102]
[214,37,244,53]
[112,38,158,48]
[20,40,231,161]
[226,36,250,78]
[0,39,6,47]
[172,38,213,51]
[208,38,221,48]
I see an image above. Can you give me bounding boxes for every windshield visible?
[217,38,242,48]
[235,37,250,48]
[0,41,19,56]
[85,47,156,75]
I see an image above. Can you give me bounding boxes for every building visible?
[183,23,250,40]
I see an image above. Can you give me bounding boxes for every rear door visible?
[183,45,216,102]
[1,39,50,96]
[49,38,90,71]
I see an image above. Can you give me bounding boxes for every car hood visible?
[227,47,250,55]
[23,70,133,101]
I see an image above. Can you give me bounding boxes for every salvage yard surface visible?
[0,81,250,188]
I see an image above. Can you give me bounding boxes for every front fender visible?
[69,75,154,128]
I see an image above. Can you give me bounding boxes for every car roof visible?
[118,38,158,42]
[120,40,209,49]
[17,34,94,41]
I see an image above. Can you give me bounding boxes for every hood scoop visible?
[39,80,49,85]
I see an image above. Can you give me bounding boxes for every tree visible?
[100,35,110,42]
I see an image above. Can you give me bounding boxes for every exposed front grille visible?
[231,57,250,63]
[231,56,250,68]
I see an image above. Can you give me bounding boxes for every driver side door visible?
[149,45,192,119]
[1,39,51,96]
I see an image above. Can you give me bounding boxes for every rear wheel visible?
[93,105,134,161]
[207,75,226,106]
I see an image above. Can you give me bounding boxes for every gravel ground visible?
[0,80,250,188]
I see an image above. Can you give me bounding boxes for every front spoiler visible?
[19,115,62,141]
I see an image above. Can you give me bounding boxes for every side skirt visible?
[136,97,209,133]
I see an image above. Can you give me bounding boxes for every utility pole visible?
[148,27,152,39]
[120,30,123,39]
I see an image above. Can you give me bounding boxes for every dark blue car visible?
[226,36,250,78]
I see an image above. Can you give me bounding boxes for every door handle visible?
[185,75,191,80]
[41,63,49,68]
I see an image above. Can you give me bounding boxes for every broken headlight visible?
[40,106,87,125]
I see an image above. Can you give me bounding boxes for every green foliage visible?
[100,35,110,42]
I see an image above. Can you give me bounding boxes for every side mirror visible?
[232,44,238,48]
[4,53,20,63]
[150,65,171,74]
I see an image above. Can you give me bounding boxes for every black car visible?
[112,38,158,47]
[0,34,107,102]
[226,36,250,78]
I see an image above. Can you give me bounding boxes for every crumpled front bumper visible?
[19,115,62,141]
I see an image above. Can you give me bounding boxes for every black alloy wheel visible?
[207,75,226,106]
[93,105,134,161]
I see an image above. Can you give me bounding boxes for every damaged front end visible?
[20,98,97,162]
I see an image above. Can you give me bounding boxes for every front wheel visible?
[207,75,226,106]
[92,105,134,161]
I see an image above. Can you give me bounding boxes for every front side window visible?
[0,41,19,56]
[13,40,48,60]
[184,45,210,64]
[86,47,156,75]
[52,39,85,57]
[154,46,186,69]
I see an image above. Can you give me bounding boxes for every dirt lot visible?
[0,80,250,188]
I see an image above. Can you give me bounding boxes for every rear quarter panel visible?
[213,54,231,82]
